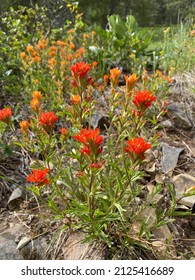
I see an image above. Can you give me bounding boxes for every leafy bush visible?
[84,14,154,75]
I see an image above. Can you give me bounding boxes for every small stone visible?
[140,208,156,227]
[161,143,183,173]
[19,237,48,260]
[175,204,190,211]
[16,236,31,250]
[155,173,166,184]
[167,102,193,129]
[146,163,156,174]
[0,225,26,260]
[172,173,195,207]
[152,225,174,240]
[161,119,174,130]
[89,111,110,130]
[7,187,25,210]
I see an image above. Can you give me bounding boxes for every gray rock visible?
[19,237,48,260]
[7,187,25,210]
[167,102,193,129]
[0,225,26,259]
[161,120,174,130]
[62,231,105,260]
[172,173,195,207]
[152,224,177,259]
[161,143,183,173]
[89,111,110,130]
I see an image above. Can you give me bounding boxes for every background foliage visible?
[0,0,194,27]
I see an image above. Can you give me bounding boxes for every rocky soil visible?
[0,71,195,260]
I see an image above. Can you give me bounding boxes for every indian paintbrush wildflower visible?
[60,128,67,135]
[26,45,34,53]
[132,90,156,112]
[70,61,93,93]
[0,107,12,124]
[92,61,98,67]
[20,52,27,60]
[70,94,81,105]
[109,67,122,88]
[125,137,151,162]
[124,73,138,93]
[27,168,49,186]
[30,98,40,113]
[39,111,58,133]
[73,127,103,156]
[71,61,90,79]
[32,91,42,100]
[19,120,30,134]
[103,74,109,86]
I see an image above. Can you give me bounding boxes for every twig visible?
[14,211,30,229]
[182,141,195,157]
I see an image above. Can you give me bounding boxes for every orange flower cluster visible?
[125,137,151,162]
[0,107,12,124]
[30,98,40,113]
[32,91,42,100]
[71,61,90,79]
[109,68,122,88]
[70,94,81,105]
[73,127,103,155]
[124,73,138,93]
[39,111,58,129]
[30,91,43,114]
[156,70,174,83]
[132,90,156,111]
[60,128,67,135]
[19,120,30,134]
[27,168,49,186]
[71,61,93,89]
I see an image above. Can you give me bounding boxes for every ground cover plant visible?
[0,1,195,259]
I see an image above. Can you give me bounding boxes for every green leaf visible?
[107,14,128,39]
[171,211,195,217]
[126,15,138,31]
[113,202,126,221]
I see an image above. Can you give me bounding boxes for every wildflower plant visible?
[2,46,194,256]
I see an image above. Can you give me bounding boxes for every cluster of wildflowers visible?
[2,34,176,247]
[70,61,93,91]
[74,127,103,155]
[132,90,156,112]
[39,111,58,133]
[0,108,12,124]
[27,168,49,186]
[125,137,151,163]
[109,67,122,88]
[19,120,30,136]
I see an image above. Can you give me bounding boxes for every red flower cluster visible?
[73,127,103,155]
[60,128,67,135]
[27,168,49,186]
[132,90,156,111]
[125,137,151,161]
[88,161,105,169]
[0,107,12,124]
[39,111,58,132]
[71,61,90,79]
[70,61,92,89]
